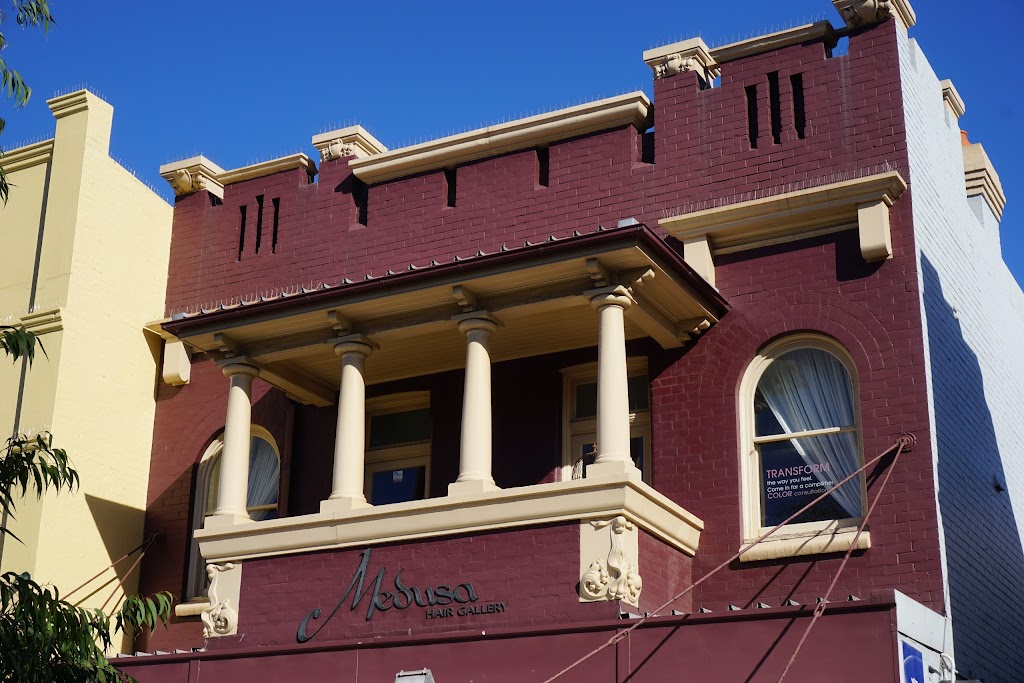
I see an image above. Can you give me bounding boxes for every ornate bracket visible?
[580,516,642,605]
[319,140,358,162]
[832,0,916,28]
[653,54,703,79]
[311,126,388,162]
[159,156,225,199]
[201,562,239,638]
[643,38,720,82]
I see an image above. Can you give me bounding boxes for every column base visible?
[320,495,371,513]
[204,513,253,529]
[448,478,500,496]
[587,460,642,481]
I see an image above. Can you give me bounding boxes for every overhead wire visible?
[541,434,914,683]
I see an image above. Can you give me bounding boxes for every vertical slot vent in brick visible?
[271,198,280,252]
[745,85,759,149]
[237,205,247,261]
[768,72,782,145]
[791,74,806,139]
[641,129,655,164]
[353,178,369,225]
[444,167,457,208]
[254,195,265,254]
[537,147,549,187]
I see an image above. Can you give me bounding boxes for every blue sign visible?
[902,642,926,683]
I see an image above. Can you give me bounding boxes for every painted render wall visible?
[0,91,172,653]
[141,17,949,654]
[900,30,1024,682]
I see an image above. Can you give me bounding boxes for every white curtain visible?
[246,437,280,521]
[758,348,861,518]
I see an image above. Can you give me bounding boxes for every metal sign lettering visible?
[297,548,507,642]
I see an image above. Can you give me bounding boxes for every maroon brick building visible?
[120,1,1022,681]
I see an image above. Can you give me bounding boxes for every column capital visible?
[587,285,635,311]
[454,311,501,335]
[221,361,259,380]
[333,334,377,358]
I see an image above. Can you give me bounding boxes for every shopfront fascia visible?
[160,224,728,641]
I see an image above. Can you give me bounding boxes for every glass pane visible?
[628,375,649,411]
[755,348,855,437]
[369,409,430,449]
[247,437,280,509]
[370,466,426,505]
[205,457,221,515]
[760,432,861,527]
[575,383,597,420]
[249,508,279,522]
[630,436,645,478]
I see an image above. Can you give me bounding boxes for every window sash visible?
[752,425,855,444]
[739,336,866,545]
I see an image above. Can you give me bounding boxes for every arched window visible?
[185,428,280,600]
[740,335,866,557]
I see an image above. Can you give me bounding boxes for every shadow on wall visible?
[922,256,1024,682]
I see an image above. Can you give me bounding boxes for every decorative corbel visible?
[311,126,388,162]
[832,0,916,29]
[201,562,241,638]
[585,258,611,287]
[643,38,720,82]
[212,333,241,357]
[327,310,352,334]
[159,156,225,199]
[579,516,643,606]
[452,285,479,312]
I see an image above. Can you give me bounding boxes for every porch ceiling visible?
[164,224,729,405]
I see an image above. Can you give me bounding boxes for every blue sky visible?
[3,0,1022,283]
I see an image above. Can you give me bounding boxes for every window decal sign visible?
[297,548,507,642]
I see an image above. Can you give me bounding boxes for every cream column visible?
[207,363,260,527]
[449,315,499,495]
[321,339,375,512]
[588,287,640,478]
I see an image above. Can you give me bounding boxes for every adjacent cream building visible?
[0,90,171,650]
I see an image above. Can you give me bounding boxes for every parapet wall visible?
[163,19,909,317]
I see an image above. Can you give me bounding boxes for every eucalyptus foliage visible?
[0,0,54,204]
[0,328,174,681]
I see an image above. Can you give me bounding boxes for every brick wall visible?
[899,28,1024,681]
[143,18,949,651]
[637,531,693,615]
[138,360,293,650]
[224,523,617,647]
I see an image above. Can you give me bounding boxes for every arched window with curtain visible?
[740,335,865,545]
[184,428,280,600]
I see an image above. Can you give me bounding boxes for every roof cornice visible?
[710,22,838,64]
[349,93,651,185]
[0,139,54,173]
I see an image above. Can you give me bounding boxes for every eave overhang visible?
[165,225,728,405]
